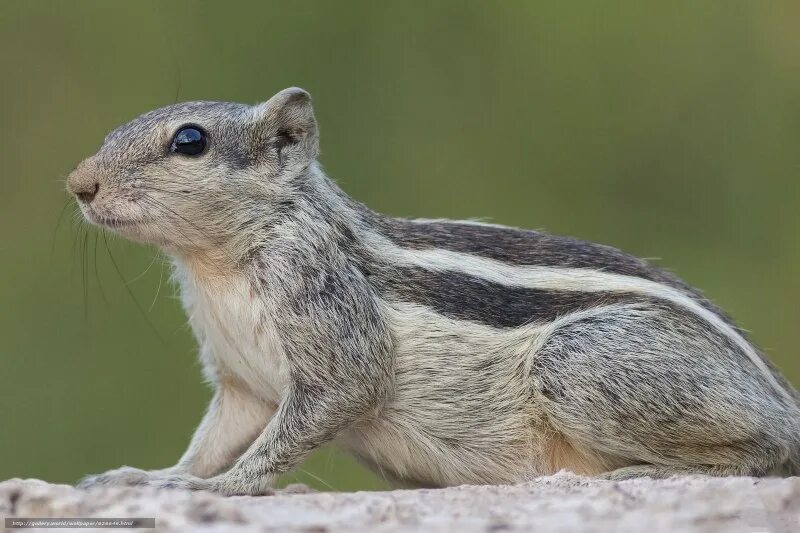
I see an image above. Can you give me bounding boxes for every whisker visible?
[102,231,167,347]
[51,197,72,260]
[125,253,159,286]
[81,224,89,321]
[70,210,80,281]
[295,467,337,492]
[149,256,165,312]
[93,230,109,306]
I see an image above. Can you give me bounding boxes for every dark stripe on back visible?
[358,211,738,328]
[371,266,645,329]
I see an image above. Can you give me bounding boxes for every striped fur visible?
[359,224,793,404]
[70,89,800,495]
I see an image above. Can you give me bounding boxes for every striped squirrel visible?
[68,87,800,495]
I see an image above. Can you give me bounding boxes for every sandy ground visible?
[1,473,798,532]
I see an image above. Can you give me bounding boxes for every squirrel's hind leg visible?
[530,304,799,480]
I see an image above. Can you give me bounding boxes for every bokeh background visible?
[1,1,798,491]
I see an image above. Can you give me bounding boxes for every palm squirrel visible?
[67,87,800,495]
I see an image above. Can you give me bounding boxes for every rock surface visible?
[1,474,799,532]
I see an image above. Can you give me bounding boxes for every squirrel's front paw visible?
[143,473,276,496]
[77,466,151,489]
[141,474,211,492]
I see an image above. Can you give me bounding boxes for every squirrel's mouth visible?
[84,209,141,229]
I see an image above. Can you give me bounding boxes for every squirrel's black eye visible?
[171,126,207,156]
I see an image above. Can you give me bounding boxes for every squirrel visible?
[67,87,800,495]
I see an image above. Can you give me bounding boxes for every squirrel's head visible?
[67,87,319,257]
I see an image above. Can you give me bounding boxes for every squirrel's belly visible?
[340,301,552,486]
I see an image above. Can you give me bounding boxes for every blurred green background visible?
[1,1,798,491]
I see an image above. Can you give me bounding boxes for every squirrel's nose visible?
[67,161,101,204]
[75,182,100,204]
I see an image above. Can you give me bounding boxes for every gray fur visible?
[67,88,800,495]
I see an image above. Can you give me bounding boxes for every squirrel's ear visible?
[253,87,318,160]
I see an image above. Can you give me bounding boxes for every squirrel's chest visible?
[179,274,290,403]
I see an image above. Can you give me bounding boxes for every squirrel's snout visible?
[67,160,101,204]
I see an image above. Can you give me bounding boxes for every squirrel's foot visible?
[77,466,153,489]
[142,472,275,496]
[140,473,211,492]
[599,465,707,480]
[78,466,276,496]
[77,465,184,489]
